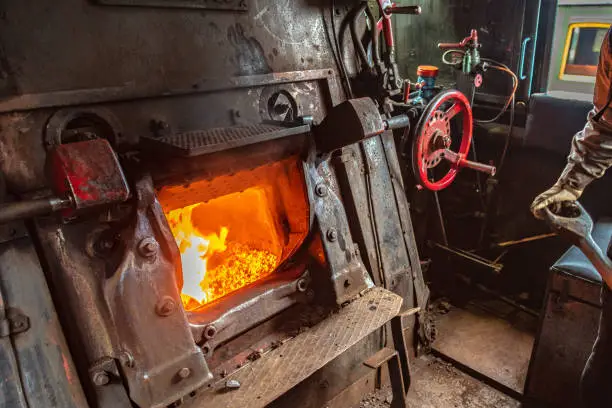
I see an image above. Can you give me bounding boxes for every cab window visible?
[560,23,610,81]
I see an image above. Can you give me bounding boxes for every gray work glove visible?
[530,183,582,220]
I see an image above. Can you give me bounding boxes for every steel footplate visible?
[142,122,310,157]
[192,287,402,407]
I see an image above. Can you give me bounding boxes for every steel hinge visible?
[0,308,30,337]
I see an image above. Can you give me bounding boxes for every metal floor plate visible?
[433,303,535,395]
[192,287,402,408]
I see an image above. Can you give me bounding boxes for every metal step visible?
[190,287,403,407]
[141,122,310,157]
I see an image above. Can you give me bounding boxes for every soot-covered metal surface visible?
[0,1,430,407]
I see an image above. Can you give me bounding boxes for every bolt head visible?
[315,184,328,197]
[155,296,177,317]
[326,228,338,242]
[92,371,110,386]
[178,367,191,379]
[204,325,217,340]
[138,238,159,258]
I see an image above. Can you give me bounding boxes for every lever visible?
[0,139,130,225]
[442,149,496,176]
[438,29,478,50]
[384,5,422,15]
[457,158,497,176]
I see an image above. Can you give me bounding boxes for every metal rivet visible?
[92,371,110,386]
[178,367,191,379]
[155,296,177,317]
[315,183,328,197]
[326,228,338,242]
[204,325,217,340]
[138,237,159,258]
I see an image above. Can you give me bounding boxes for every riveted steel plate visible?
[193,287,402,407]
[142,123,310,157]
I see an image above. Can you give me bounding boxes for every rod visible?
[495,232,557,248]
[385,5,422,15]
[0,197,72,224]
[433,242,503,273]
[433,191,449,246]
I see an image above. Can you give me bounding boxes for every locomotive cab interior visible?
[397,0,612,406]
[0,1,611,408]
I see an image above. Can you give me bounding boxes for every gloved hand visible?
[530,183,582,219]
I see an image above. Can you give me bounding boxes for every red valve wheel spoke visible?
[445,103,462,120]
[412,89,473,191]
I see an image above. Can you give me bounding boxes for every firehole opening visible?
[157,156,310,312]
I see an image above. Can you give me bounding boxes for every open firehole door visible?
[158,157,310,309]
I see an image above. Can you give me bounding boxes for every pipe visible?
[385,5,421,15]
[350,2,370,69]
[364,5,382,68]
[0,196,72,224]
[384,114,410,130]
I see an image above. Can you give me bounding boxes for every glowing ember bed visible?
[157,156,309,312]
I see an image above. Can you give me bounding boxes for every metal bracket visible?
[0,307,30,338]
[362,314,413,408]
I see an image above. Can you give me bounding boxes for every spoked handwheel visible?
[412,89,496,191]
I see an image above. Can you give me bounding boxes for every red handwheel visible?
[412,89,496,191]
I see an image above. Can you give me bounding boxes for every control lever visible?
[541,201,612,288]
[441,149,496,176]
[438,29,479,50]
[0,138,130,224]
[384,5,422,15]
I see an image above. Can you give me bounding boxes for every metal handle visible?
[458,158,497,176]
[384,5,421,15]
[438,42,463,50]
[442,149,497,176]
[438,29,478,50]
[518,37,531,80]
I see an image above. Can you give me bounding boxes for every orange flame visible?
[166,200,278,311]
[158,158,311,312]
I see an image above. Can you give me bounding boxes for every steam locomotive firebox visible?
[0,2,433,408]
[157,155,310,311]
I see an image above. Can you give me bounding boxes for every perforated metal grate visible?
[142,122,310,157]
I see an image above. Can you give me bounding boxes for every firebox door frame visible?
[154,133,375,358]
